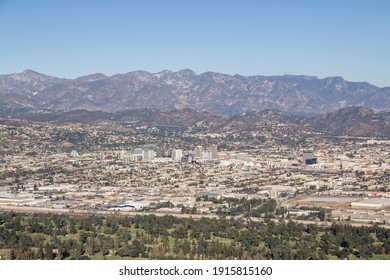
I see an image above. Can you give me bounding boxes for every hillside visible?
[1,69,389,115]
[305,106,390,137]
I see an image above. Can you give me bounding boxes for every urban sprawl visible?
[1,121,389,226]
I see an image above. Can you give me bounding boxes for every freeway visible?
[0,205,220,220]
[1,205,390,229]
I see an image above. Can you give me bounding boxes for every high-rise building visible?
[123,154,132,164]
[131,148,143,162]
[142,145,155,162]
[172,149,183,161]
[208,144,218,159]
[166,148,173,158]
[202,150,213,161]
[194,146,203,159]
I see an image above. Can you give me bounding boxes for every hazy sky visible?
[0,0,389,86]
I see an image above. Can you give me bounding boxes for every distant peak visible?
[21,69,42,76]
[156,70,172,74]
[324,76,346,82]
[153,70,172,78]
[76,73,107,81]
[12,69,54,80]
[177,68,196,76]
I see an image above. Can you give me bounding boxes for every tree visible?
[130,240,145,258]
[36,246,45,260]
[44,243,55,260]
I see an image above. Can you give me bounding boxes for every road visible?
[0,205,220,220]
[1,205,390,229]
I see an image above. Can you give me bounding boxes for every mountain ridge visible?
[1,69,389,115]
[305,106,390,137]
[6,106,390,137]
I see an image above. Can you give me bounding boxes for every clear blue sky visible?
[0,0,389,86]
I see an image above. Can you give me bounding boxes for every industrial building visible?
[351,198,390,209]
[302,151,317,165]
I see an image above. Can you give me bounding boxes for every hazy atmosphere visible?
[0,0,389,86]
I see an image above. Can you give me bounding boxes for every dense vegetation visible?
[0,212,389,260]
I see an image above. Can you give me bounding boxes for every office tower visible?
[172,149,183,161]
[142,145,155,162]
[194,146,203,159]
[208,144,218,159]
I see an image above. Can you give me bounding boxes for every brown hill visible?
[305,106,390,137]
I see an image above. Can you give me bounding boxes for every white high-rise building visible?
[132,148,144,162]
[202,150,213,161]
[123,154,132,164]
[131,153,143,162]
[172,149,183,161]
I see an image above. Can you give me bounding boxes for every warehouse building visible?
[351,198,390,209]
[302,151,317,165]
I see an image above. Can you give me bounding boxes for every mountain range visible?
[1,69,389,115]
